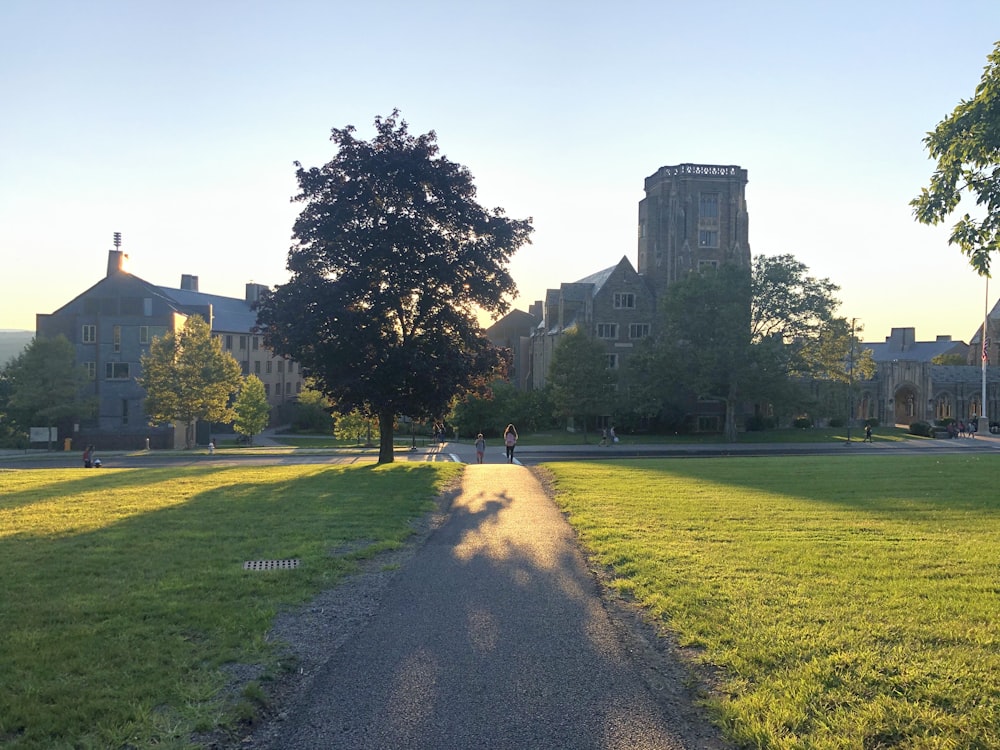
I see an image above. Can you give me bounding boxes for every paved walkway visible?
[260,464,720,749]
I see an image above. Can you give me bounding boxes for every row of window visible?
[82,324,165,349]
[84,360,302,394]
[221,334,260,351]
[597,323,650,340]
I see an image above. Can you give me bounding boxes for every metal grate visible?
[243,559,300,571]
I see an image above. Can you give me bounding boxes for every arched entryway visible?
[893,384,921,425]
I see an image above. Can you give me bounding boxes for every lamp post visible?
[846,318,856,444]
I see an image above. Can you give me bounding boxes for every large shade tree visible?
[257,111,533,463]
[547,328,616,442]
[5,335,94,448]
[912,41,1000,274]
[138,315,243,449]
[629,254,847,440]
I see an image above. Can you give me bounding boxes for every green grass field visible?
[4,455,998,748]
[544,454,1000,748]
[0,463,461,749]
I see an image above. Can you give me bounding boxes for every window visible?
[239,335,247,350]
[254,360,261,374]
[296,381,302,393]
[699,192,719,220]
[288,362,295,374]
[105,362,130,379]
[113,326,121,353]
[82,325,96,343]
[613,293,635,309]
[629,323,650,339]
[139,326,149,344]
[277,360,284,373]
[597,323,618,339]
[225,335,233,350]
[252,336,259,351]
[144,298,152,316]
[264,383,271,397]
[84,361,96,380]
[698,230,719,248]
[605,354,619,369]
[285,381,292,394]
[241,361,250,376]
[698,259,719,271]
[266,360,272,374]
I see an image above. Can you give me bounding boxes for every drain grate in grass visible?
[243,559,300,571]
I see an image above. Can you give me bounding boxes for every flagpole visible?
[983,275,989,428]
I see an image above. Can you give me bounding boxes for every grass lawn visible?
[0,462,461,749]
[544,454,1000,748]
[267,425,923,449]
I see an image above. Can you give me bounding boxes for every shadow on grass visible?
[0,463,455,748]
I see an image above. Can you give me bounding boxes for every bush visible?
[909,420,933,437]
[745,415,776,432]
[827,418,845,428]
[793,417,813,429]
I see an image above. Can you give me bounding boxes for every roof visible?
[863,327,967,363]
[157,286,258,333]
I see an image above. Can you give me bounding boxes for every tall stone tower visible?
[637,163,750,297]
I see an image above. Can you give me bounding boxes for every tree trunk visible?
[724,382,738,443]
[377,409,395,464]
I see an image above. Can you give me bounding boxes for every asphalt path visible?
[259,463,717,749]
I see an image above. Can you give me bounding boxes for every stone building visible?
[490,163,752,396]
[36,249,303,448]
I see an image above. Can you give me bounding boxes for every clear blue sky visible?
[2,0,999,345]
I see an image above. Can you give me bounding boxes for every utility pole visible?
[846,318,856,444]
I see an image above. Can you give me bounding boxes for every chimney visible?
[106,250,127,277]
[180,274,199,292]
[245,283,268,303]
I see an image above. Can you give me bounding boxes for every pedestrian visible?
[475,433,485,464]
[208,439,215,455]
[610,425,618,444]
[864,424,872,443]
[599,427,608,446]
[91,448,101,468]
[82,445,92,468]
[504,424,518,463]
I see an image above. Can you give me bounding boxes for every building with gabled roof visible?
[35,249,303,449]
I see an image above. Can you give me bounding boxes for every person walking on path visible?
[864,424,873,443]
[474,433,486,464]
[503,423,518,463]
[259,464,716,749]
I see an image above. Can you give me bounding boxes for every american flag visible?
[984,337,991,362]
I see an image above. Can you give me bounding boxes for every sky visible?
[2,0,999,346]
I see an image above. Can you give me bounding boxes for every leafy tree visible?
[138,315,243,449]
[547,328,616,442]
[257,111,532,463]
[292,384,333,433]
[233,375,270,445]
[335,409,380,445]
[912,41,1000,274]
[656,264,752,442]
[798,318,876,425]
[932,353,967,366]
[5,335,94,448]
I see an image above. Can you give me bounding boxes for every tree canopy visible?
[912,41,1000,275]
[547,328,616,442]
[138,315,243,449]
[4,335,94,446]
[233,374,270,444]
[256,111,533,463]
[627,255,853,439]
